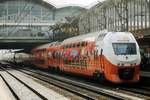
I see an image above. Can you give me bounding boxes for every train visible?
[1,52,33,64]
[31,30,141,83]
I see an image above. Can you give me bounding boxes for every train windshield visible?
[112,43,137,55]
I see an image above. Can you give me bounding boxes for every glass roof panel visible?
[42,0,105,9]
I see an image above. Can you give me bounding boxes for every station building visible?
[79,0,150,48]
[0,0,85,37]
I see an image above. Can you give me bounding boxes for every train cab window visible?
[112,43,137,55]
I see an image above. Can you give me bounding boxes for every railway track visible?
[1,65,150,100]
[116,85,150,98]
[0,67,47,100]
[17,67,148,100]
[0,66,68,100]
[18,69,114,100]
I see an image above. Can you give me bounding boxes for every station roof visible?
[42,0,106,9]
[0,0,105,9]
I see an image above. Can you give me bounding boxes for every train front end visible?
[103,32,141,83]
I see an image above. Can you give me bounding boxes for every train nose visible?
[118,68,134,80]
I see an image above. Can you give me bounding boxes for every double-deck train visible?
[32,30,141,83]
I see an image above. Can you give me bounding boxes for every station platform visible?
[0,77,16,100]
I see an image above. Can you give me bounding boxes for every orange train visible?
[32,30,141,83]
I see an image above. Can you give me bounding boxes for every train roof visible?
[33,41,60,50]
[62,30,107,44]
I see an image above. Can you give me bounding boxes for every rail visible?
[0,67,48,100]
[20,68,146,100]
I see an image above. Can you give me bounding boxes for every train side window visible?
[77,43,80,47]
[75,43,77,48]
[101,49,103,55]
[73,44,76,48]
[48,52,52,58]
[63,45,66,49]
[70,44,72,48]
[65,45,67,48]
[68,45,70,48]
[85,42,87,46]
[79,42,81,47]
[72,44,74,48]
[66,45,68,48]
[81,42,84,47]
[74,43,77,48]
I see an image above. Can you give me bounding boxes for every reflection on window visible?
[112,43,136,55]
